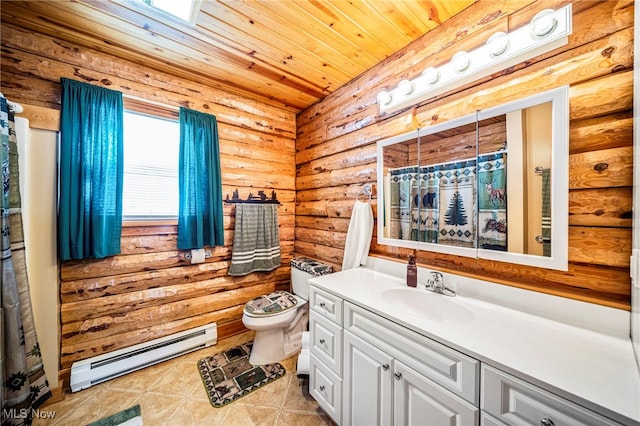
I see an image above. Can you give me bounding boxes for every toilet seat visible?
[243,291,302,318]
[241,257,332,365]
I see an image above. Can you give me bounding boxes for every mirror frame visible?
[376,86,569,271]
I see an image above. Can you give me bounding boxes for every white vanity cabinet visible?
[309,283,480,425]
[307,267,640,426]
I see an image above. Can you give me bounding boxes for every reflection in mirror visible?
[381,131,419,244]
[377,86,569,271]
[477,103,553,257]
[476,114,508,252]
[418,119,477,248]
[476,87,568,272]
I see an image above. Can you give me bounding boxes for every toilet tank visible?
[291,267,314,300]
[290,257,334,300]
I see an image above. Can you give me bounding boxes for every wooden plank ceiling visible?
[1,0,475,112]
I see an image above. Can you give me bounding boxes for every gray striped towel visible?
[228,203,281,276]
[541,169,551,257]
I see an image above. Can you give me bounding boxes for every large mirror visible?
[377,86,569,270]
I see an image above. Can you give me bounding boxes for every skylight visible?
[141,0,198,23]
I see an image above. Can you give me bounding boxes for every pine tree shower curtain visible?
[437,159,476,247]
[1,96,51,425]
[387,150,507,250]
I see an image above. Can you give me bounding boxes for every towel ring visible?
[356,184,372,201]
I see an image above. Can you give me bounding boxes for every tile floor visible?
[35,331,334,426]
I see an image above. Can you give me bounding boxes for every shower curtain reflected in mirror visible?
[389,167,417,241]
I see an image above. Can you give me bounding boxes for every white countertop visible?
[309,265,640,426]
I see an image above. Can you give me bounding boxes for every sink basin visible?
[380,288,474,324]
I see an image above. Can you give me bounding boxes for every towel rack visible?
[356,184,372,201]
[224,188,281,204]
[534,166,549,174]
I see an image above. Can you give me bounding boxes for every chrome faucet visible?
[425,271,456,297]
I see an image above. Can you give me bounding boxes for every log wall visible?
[1,24,296,384]
[0,0,634,390]
[295,0,635,309]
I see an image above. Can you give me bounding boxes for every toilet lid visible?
[244,291,299,316]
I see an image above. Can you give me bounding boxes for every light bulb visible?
[531,9,557,37]
[487,32,509,57]
[398,80,414,95]
[377,91,392,106]
[452,51,470,72]
[422,67,440,85]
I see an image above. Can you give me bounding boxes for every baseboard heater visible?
[70,322,217,392]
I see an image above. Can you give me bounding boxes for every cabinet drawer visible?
[310,353,342,425]
[344,301,479,405]
[310,310,343,375]
[309,286,343,325]
[481,364,621,426]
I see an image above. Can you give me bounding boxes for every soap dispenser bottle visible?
[406,255,417,287]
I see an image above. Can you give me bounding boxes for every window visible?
[140,0,199,23]
[122,110,179,221]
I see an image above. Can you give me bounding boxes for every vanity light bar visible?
[377,5,572,115]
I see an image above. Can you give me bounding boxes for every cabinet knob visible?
[319,385,325,392]
[319,302,326,307]
[394,372,402,380]
[319,338,325,344]
[540,418,555,426]
[382,363,389,371]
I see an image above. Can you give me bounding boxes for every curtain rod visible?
[0,92,24,113]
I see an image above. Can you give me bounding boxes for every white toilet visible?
[242,258,332,365]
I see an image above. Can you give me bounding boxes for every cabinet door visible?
[343,331,393,426]
[394,361,479,426]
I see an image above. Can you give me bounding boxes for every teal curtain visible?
[177,107,224,249]
[59,78,124,260]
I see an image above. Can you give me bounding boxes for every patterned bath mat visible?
[197,341,286,407]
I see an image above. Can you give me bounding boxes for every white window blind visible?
[123,110,179,220]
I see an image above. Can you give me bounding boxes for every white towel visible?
[342,200,374,270]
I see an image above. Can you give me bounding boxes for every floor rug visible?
[197,341,286,407]
[87,405,142,426]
